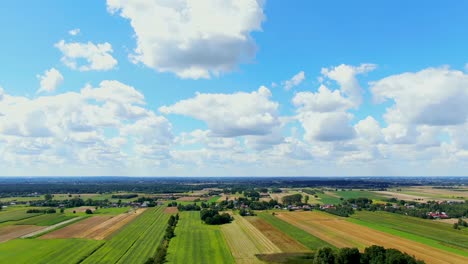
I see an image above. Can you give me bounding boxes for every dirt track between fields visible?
[276,211,468,264]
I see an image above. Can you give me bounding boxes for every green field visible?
[258,212,334,250]
[330,190,385,200]
[0,238,104,264]
[166,211,234,264]
[349,211,468,256]
[207,195,221,203]
[315,193,342,205]
[15,214,76,226]
[82,206,169,264]
[0,210,41,223]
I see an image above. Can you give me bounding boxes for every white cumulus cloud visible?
[37,68,64,93]
[160,86,280,137]
[106,0,265,79]
[321,63,376,106]
[55,40,118,71]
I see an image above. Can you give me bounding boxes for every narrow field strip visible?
[41,216,111,239]
[82,206,168,264]
[78,208,145,240]
[0,225,44,243]
[21,216,84,238]
[246,216,309,253]
[221,215,280,264]
[276,211,468,264]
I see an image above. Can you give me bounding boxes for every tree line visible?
[145,213,179,264]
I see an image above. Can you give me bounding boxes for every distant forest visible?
[0,176,466,197]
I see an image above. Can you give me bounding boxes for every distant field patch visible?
[276,211,467,264]
[331,190,385,200]
[166,211,235,264]
[176,196,200,202]
[15,214,76,226]
[207,195,221,203]
[164,207,179,214]
[41,216,111,239]
[0,225,44,243]
[0,238,103,264]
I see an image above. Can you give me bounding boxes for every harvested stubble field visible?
[166,211,234,264]
[82,206,169,264]
[220,215,280,264]
[41,216,111,239]
[0,225,44,242]
[246,216,309,253]
[164,207,179,214]
[276,211,468,264]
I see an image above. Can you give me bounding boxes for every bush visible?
[85,209,93,214]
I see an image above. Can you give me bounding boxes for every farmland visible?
[82,206,169,264]
[41,216,112,239]
[0,209,41,223]
[15,214,76,226]
[257,212,334,250]
[166,211,235,264]
[0,239,104,264]
[348,211,468,255]
[275,211,468,263]
[0,225,44,243]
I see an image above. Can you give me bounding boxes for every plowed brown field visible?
[0,225,44,242]
[276,211,468,264]
[246,216,309,253]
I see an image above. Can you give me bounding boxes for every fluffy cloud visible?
[106,0,265,79]
[283,71,305,90]
[68,28,80,36]
[321,63,376,106]
[37,68,64,93]
[0,81,172,167]
[371,67,468,126]
[160,86,280,137]
[293,85,353,112]
[293,84,356,142]
[55,40,118,71]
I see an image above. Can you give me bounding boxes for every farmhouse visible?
[427,211,449,219]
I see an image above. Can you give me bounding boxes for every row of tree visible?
[145,214,179,264]
[310,245,424,264]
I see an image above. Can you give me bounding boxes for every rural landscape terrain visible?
[0,177,467,263]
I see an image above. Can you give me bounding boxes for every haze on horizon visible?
[1,1,468,177]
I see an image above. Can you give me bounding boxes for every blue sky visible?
[1,1,468,176]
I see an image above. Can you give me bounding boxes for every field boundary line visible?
[21,216,84,238]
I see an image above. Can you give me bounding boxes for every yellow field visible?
[220,215,280,264]
[276,211,467,264]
